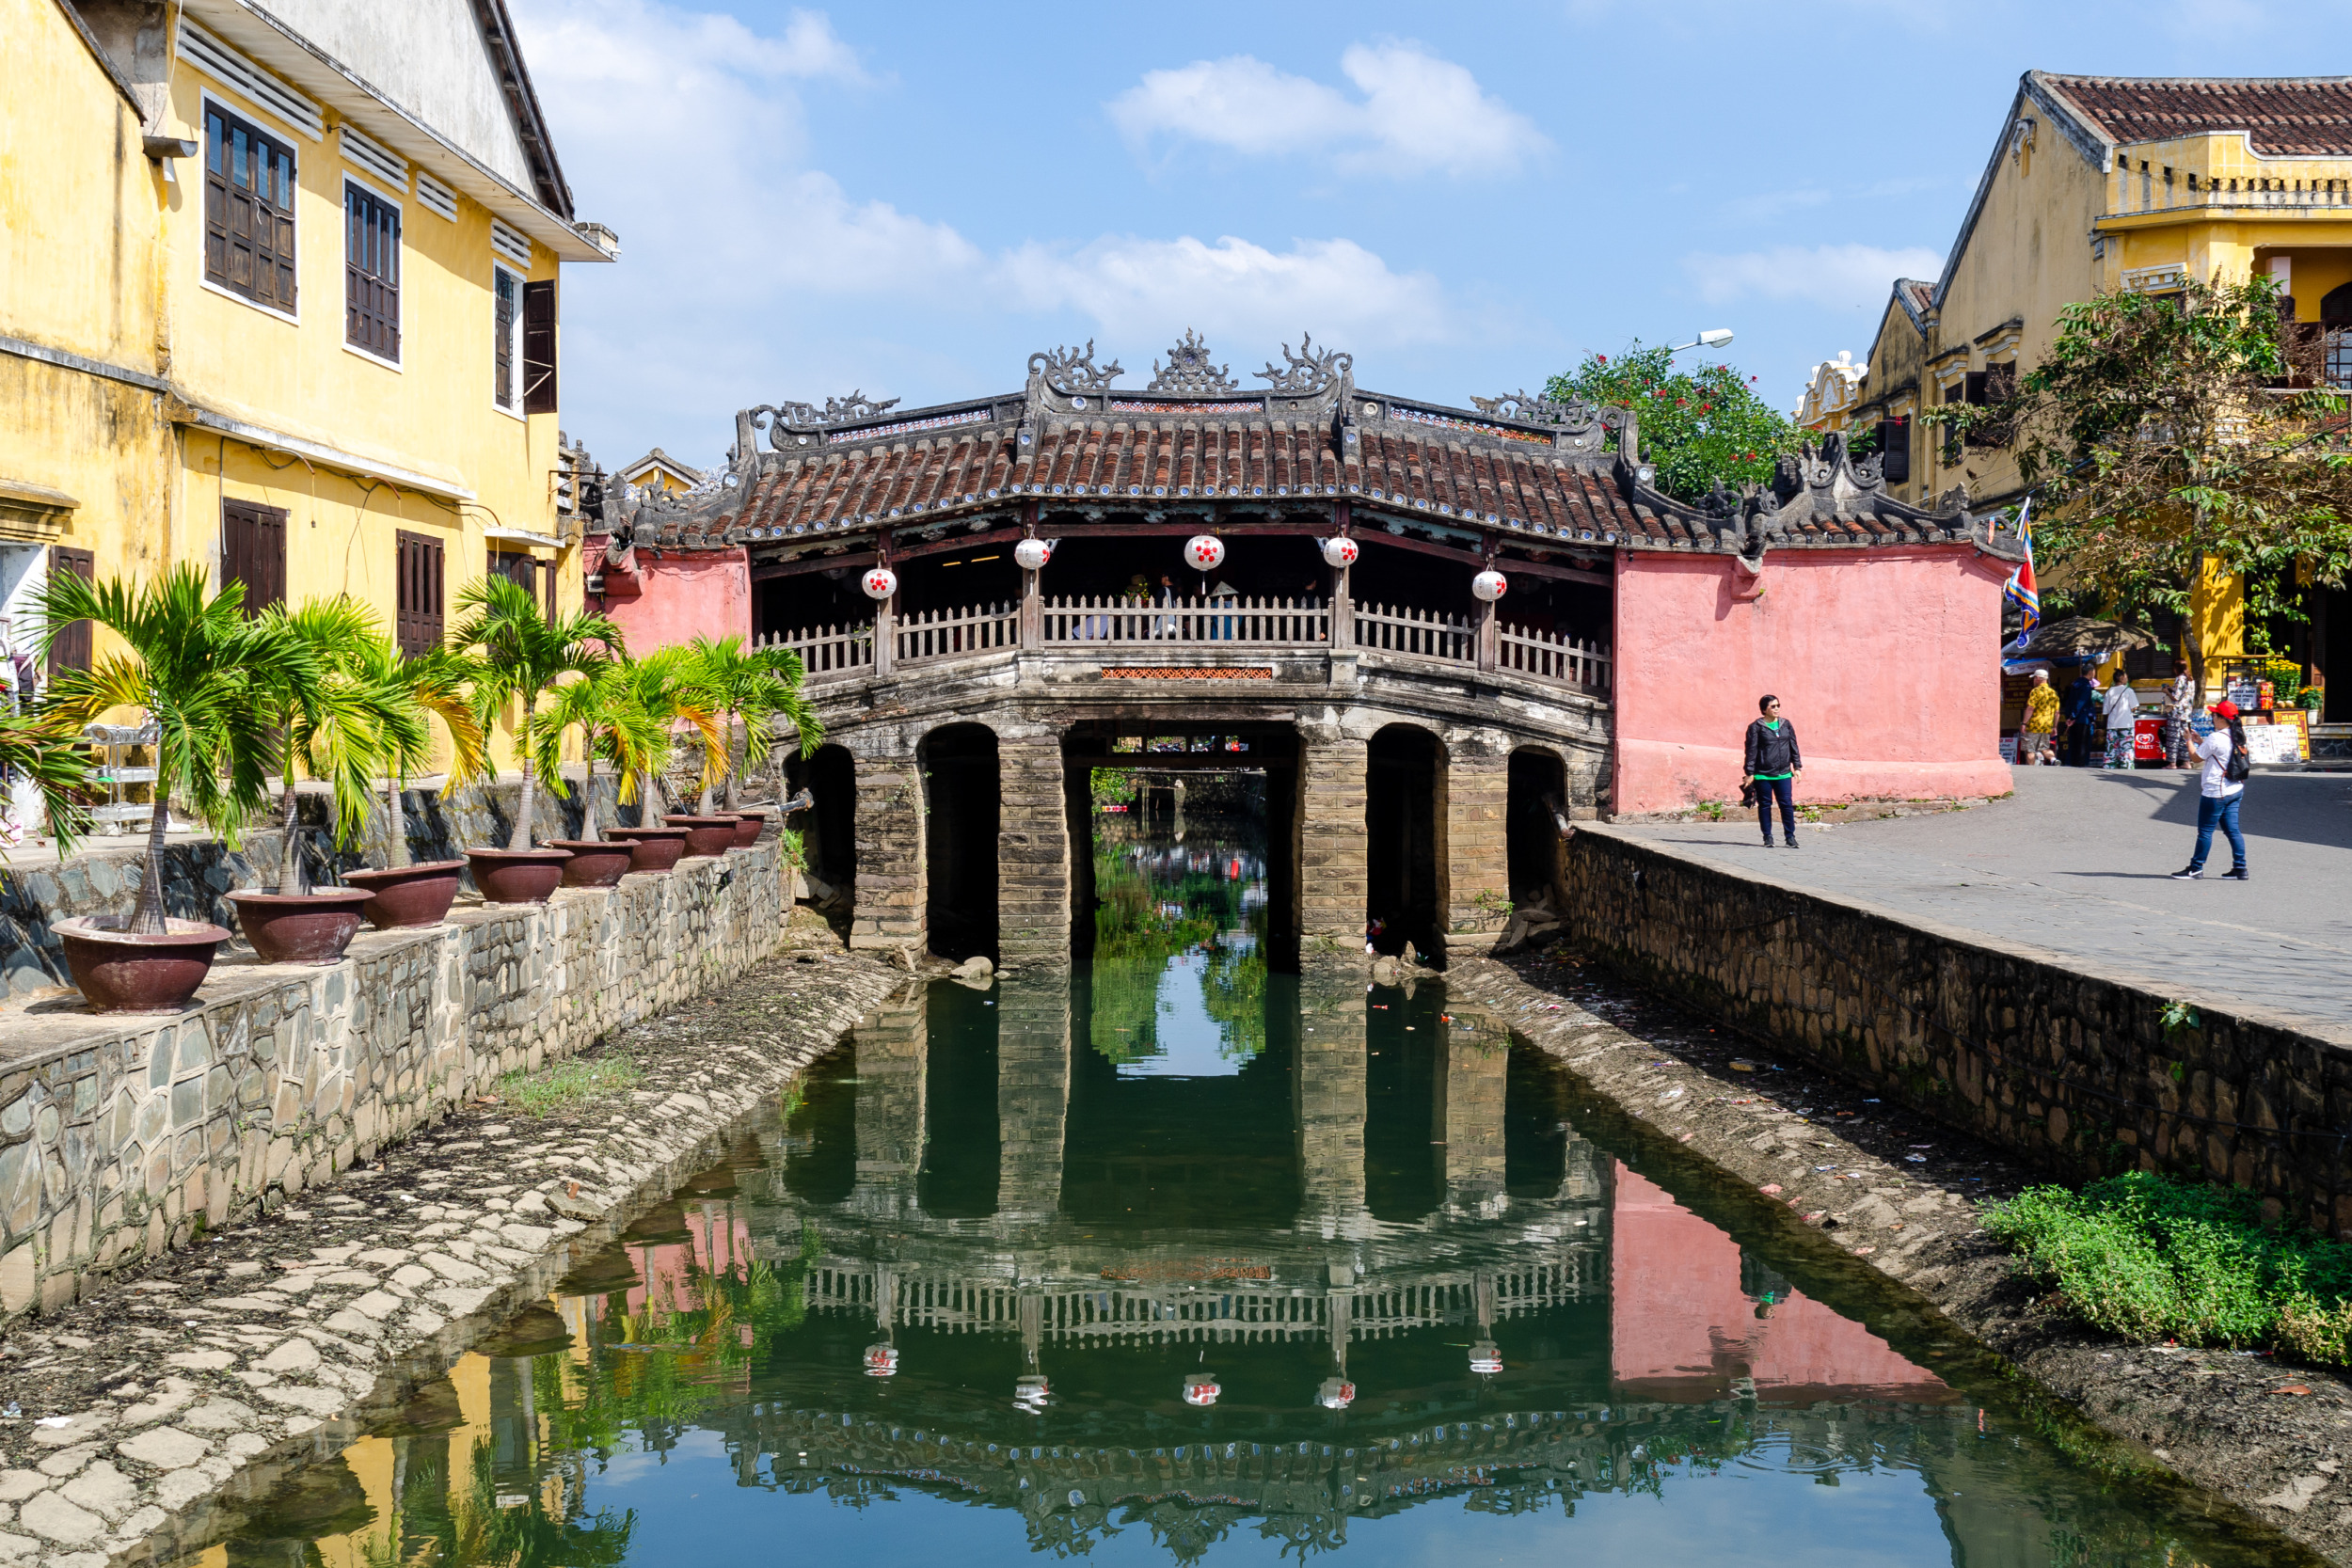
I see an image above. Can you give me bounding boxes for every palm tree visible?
[253,596,406,895]
[683,636,821,813]
[452,577,622,851]
[348,640,486,869]
[0,707,94,856]
[537,647,717,842]
[36,566,314,935]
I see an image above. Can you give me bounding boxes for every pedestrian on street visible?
[2102,674,2140,769]
[1742,694,1803,848]
[2164,663,2197,768]
[2172,699,2249,881]
[2061,669,2100,766]
[2017,670,2058,765]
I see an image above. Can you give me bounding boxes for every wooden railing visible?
[1354,601,1475,665]
[1498,621,1613,694]
[1041,594,1329,647]
[896,599,1017,663]
[766,595,1611,693]
[763,620,872,679]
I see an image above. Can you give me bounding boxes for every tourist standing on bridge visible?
[2173,699,2250,881]
[1742,696,1803,848]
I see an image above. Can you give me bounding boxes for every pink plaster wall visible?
[586,535,751,653]
[1611,545,2011,816]
[1609,1164,1950,1403]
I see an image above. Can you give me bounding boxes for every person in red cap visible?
[2172,699,2249,880]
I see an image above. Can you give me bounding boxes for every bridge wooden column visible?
[996,729,1071,968]
[852,987,926,1219]
[1297,732,1368,949]
[1296,963,1369,1233]
[1438,1037,1507,1208]
[994,977,1069,1221]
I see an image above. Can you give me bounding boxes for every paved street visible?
[1611,766,2352,1039]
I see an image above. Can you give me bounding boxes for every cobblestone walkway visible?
[1613,766,2352,1037]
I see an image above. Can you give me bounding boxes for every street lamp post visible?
[1668,329,1736,355]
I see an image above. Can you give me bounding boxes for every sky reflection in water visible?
[179,825,2280,1568]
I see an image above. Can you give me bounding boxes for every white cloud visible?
[510,1,1457,458]
[1681,243,1945,312]
[1106,42,1549,178]
[999,235,1452,350]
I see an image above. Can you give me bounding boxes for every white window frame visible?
[198,88,303,328]
[341,174,405,373]
[492,264,525,420]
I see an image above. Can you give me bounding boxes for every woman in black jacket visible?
[1742,695,1804,847]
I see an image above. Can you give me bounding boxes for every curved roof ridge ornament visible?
[1146,329,1238,395]
[1029,341,1124,398]
[740,395,905,455]
[1255,332,1352,396]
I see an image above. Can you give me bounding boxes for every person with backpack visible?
[1741,694,1803,848]
[2172,699,2249,880]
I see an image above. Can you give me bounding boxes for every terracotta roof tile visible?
[2042,75,2352,156]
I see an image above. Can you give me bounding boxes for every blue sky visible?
[512,0,2345,469]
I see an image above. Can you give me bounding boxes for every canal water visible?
[181,823,2291,1567]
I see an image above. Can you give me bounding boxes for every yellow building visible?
[1836,72,2352,705]
[2,0,615,755]
[614,448,708,497]
[1790,350,1867,434]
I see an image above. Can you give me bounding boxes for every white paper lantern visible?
[1184,534,1226,572]
[1013,537,1052,571]
[1320,536,1359,569]
[861,566,899,600]
[1316,1377,1356,1410]
[1182,1372,1221,1407]
[1470,569,1508,603]
[863,1343,899,1377]
[1469,1340,1502,1375]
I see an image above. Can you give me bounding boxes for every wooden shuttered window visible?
[1878,418,1910,483]
[493,268,518,409]
[221,499,287,615]
[204,106,297,311]
[344,183,400,361]
[521,280,558,414]
[395,531,444,657]
[46,547,94,677]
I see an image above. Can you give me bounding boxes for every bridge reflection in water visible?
[199,835,2281,1568]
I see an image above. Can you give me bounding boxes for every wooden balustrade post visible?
[1021,569,1041,649]
[874,597,896,679]
[1477,597,1498,673]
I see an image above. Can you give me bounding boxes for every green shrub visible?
[496,1052,644,1117]
[1983,1172,2352,1362]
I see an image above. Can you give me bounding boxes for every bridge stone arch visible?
[920,721,1001,961]
[1365,721,1449,960]
[1506,744,1572,911]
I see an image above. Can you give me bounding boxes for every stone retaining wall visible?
[0,843,786,1319]
[1563,826,2352,1238]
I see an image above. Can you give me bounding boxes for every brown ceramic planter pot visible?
[661,816,739,857]
[549,839,634,888]
[342,861,467,930]
[609,827,690,873]
[723,812,769,848]
[224,888,375,965]
[465,847,572,904]
[55,916,230,1014]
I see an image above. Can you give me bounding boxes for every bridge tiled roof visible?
[598,336,2010,562]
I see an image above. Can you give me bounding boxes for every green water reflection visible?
[182,828,2306,1568]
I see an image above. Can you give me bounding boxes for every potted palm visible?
[452,578,619,903]
[534,663,635,888]
[226,598,403,963]
[597,643,706,879]
[677,636,822,848]
[341,641,487,928]
[38,567,314,1011]
[0,706,94,855]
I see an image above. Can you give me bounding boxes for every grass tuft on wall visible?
[1985,1172,2352,1365]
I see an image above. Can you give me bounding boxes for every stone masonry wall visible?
[0,843,785,1319]
[1564,826,2352,1239]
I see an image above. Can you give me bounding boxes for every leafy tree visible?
[1926,275,2352,695]
[37,567,314,933]
[452,578,624,850]
[1544,341,1809,501]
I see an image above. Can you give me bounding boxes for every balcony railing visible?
[764,594,1611,695]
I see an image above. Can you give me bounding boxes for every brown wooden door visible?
[46,546,94,677]
[222,500,288,615]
